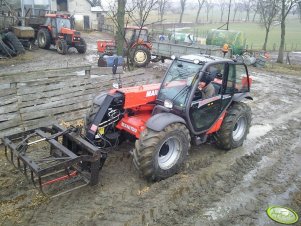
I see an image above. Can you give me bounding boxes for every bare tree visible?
[135,0,158,26]
[251,0,260,21]
[258,0,279,50]
[242,0,251,21]
[232,1,240,22]
[179,0,187,23]
[195,0,205,23]
[219,2,228,22]
[204,0,213,22]
[158,0,168,23]
[277,0,298,63]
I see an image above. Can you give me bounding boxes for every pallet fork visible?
[2,124,107,198]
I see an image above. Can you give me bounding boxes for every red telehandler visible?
[3,54,252,196]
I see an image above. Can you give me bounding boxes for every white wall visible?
[50,0,98,30]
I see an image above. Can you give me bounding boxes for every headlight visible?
[164,99,173,109]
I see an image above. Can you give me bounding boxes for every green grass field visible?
[146,10,301,51]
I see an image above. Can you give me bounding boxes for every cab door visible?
[188,63,226,132]
[189,95,223,132]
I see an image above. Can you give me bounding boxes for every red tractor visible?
[3,54,252,195]
[97,26,152,67]
[37,13,87,55]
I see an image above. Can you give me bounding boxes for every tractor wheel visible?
[3,32,25,55]
[215,102,251,150]
[37,28,51,49]
[76,38,87,54]
[130,45,151,67]
[56,39,68,55]
[133,123,191,181]
[0,39,16,57]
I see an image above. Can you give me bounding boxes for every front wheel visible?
[76,38,87,54]
[215,102,251,150]
[56,39,68,55]
[133,123,191,181]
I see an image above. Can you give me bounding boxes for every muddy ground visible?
[0,32,301,226]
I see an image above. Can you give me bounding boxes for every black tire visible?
[76,37,87,54]
[133,123,191,181]
[130,45,151,67]
[37,28,51,49]
[0,39,16,57]
[3,32,25,55]
[215,102,252,150]
[56,39,68,55]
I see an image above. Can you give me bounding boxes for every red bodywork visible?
[43,13,81,44]
[112,84,160,138]
[110,82,229,139]
[97,40,116,54]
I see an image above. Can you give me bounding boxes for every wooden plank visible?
[0,66,91,83]
[22,102,89,121]
[20,93,93,114]
[0,117,22,130]
[19,89,96,108]
[0,127,24,140]
[55,109,88,123]
[0,95,18,106]
[16,75,75,88]
[0,103,18,114]
[0,112,20,122]
[17,78,90,95]
[0,88,16,97]
[23,117,57,131]
[19,83,91,103]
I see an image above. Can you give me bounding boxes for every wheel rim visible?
[134,50,147,64]
[232,116,247,142]
[40,34,45,45]
[158,136,181,170]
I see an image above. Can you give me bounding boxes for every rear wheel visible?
[56,39,68,55]
[133,123,190,181]
[37,28,51,49]
[215,102,251,150]
[130,45,151,67]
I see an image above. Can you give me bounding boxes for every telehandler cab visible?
[3,54,252,195]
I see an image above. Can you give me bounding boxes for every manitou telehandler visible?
[37,13,86,55]
[3,54,252,196]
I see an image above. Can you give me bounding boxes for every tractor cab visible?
[43,14,74,38]
[124,26,149,46]
[156,54,252,134]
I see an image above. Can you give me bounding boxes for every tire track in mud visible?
[66,117,300,225]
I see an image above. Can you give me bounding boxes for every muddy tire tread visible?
[133,123,191,181]
[215,102,252,150]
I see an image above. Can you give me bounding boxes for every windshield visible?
[57,18,71,30]
[157,60,203,108]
